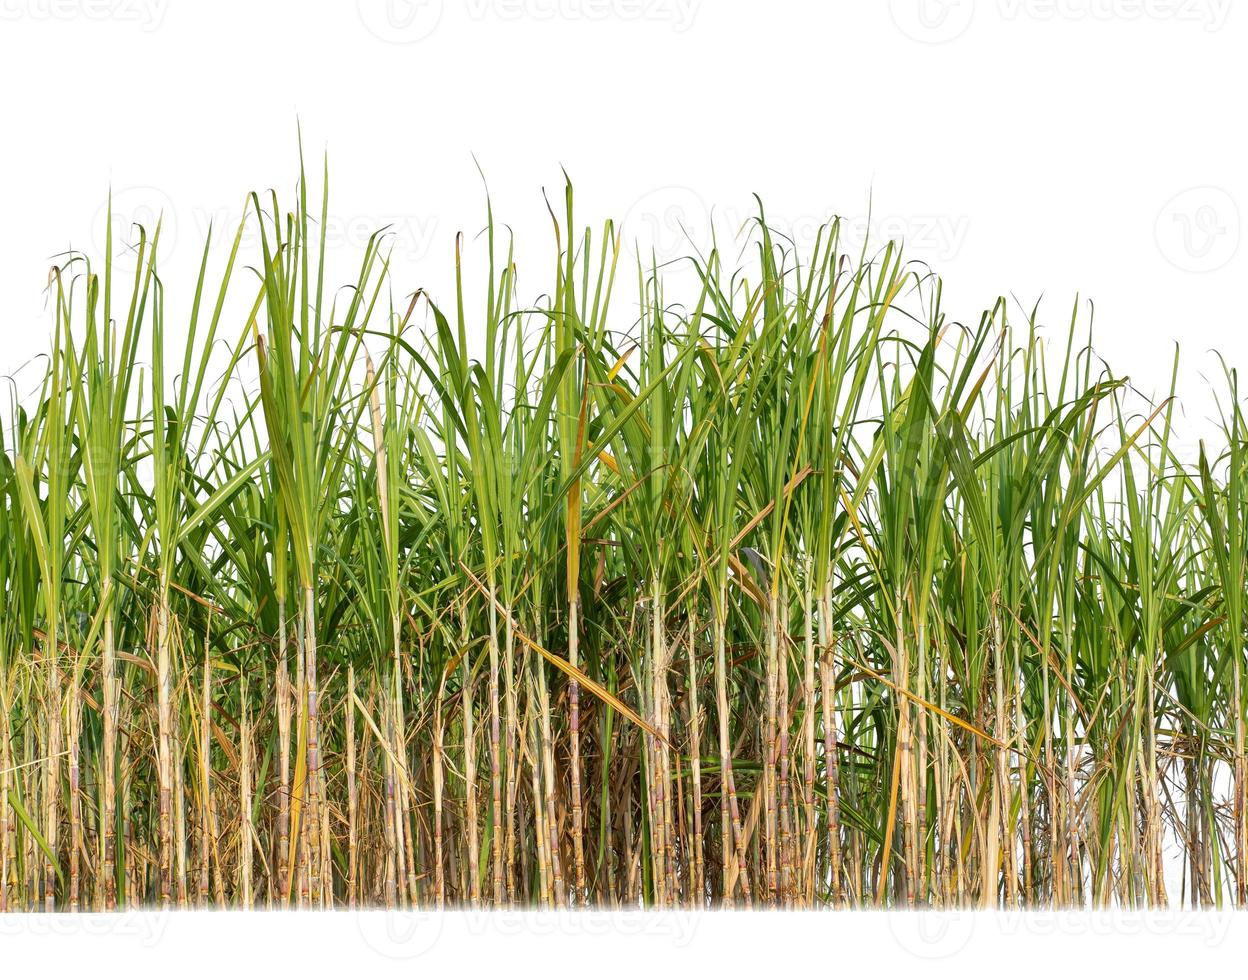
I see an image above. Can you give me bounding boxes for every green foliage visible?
[0,162,1245,911]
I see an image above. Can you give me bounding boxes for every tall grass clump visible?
[1,159,1246,910]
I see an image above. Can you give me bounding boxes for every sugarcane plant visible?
[1,158,1246,910]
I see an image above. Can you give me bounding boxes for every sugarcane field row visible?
[1,166,1246,911]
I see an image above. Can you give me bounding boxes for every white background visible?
[2,0,1246,972]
